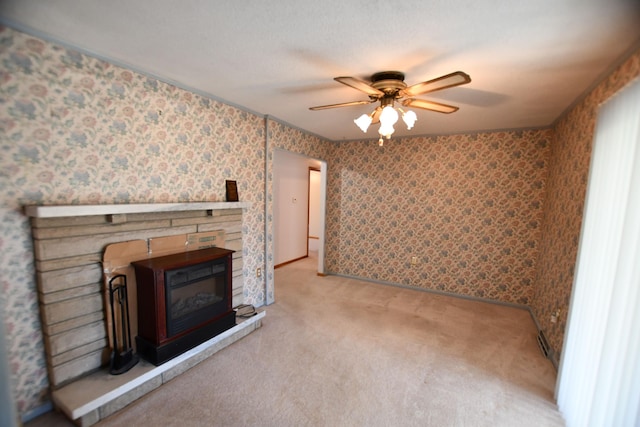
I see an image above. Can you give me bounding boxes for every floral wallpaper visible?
[0,26,270,416]
[532,48,640,363]
[324,131,552,305]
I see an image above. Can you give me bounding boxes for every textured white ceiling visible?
[1,0,639,141]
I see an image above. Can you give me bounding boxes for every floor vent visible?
[537,330,550,358]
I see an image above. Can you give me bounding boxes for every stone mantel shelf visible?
[25,201,252,218]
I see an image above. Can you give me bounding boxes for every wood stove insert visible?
[132,247,236,365]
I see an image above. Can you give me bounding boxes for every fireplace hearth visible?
[132,247,236,365]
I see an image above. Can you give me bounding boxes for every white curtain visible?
[557,77,640,426]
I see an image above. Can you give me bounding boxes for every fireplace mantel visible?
[25,201,251,218]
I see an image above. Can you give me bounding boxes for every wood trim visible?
[274,255,307,269]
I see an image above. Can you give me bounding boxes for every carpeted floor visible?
[27,254,565,427]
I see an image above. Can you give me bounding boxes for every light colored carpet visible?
[27,255,564,427]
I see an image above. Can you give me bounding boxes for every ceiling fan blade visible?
[334,76,385,96]
[402,98,459,114]
[309,100,375,110]
[402,71,471,97]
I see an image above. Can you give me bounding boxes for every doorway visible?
[308,168,321,255]
[272,149,326,274]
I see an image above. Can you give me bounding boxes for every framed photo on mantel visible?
[225,180,239,202]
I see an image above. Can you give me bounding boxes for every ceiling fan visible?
[309,70,471,145]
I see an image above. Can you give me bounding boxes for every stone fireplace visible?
[25,202,264,426]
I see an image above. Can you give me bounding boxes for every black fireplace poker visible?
[108,274,139,375]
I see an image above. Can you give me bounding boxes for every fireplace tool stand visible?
[108,274,139,374]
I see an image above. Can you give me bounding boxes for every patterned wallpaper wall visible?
[532,48,640,362]
[2,21,638,420]
[0,26,270,416]
[324,131,552,305]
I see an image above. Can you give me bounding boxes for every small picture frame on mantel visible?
[225,180,239,202]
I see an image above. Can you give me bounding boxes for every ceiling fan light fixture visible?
[376,105,399,139]
[354,113,373,133]
[379,105,399,127]
[401,109,417,130]
[378,122,395,139]
[354,105,417,140]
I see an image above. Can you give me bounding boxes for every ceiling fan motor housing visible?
[371,71,407,97]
